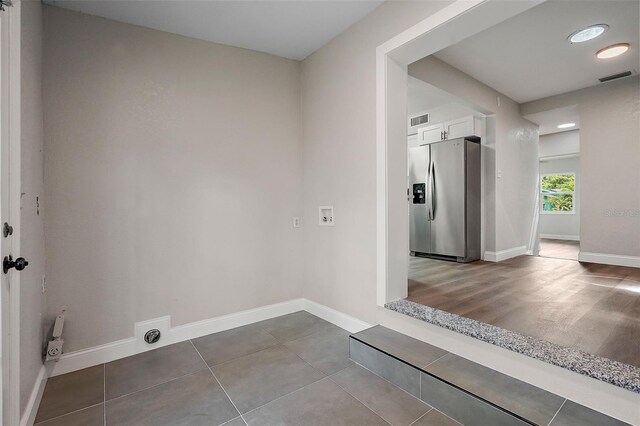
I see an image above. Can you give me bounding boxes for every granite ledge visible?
[384,299,640,394]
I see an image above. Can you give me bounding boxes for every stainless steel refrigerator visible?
[409,138,481,262]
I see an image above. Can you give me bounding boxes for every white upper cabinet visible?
[419,123,445,144]
[418,115,482,144]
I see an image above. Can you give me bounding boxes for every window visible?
[541,173,575,214]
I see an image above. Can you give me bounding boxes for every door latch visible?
[3,222,13,237]
[3,255,29,274]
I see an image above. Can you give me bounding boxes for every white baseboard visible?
[50,298,305,377]
[303,299,372,333]
[483,245,527,262]
[49,298,371,377]
[578,251,640,268]
[20,365,47,426]
[540,234,580,241]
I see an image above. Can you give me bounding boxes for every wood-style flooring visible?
[539,238,580,260]
[408,255,640,367]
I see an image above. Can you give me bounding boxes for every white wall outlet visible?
[319,206,334,226]
[293,217,300,228]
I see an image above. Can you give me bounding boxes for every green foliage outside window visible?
[541,173,575,213]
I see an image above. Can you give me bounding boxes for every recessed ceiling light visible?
[568,24,608,43]
[557,123,576,129]
[596,43,630,59]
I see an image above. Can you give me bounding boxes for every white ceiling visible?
[523,105,580,136]
[43,0,383,60]
[435,0,640,103]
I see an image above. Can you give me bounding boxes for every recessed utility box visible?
[319,206,334,226]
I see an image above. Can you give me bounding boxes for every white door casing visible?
[0,1,21,424]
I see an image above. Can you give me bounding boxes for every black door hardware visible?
[3,255,29,274]
[3,222,13,237]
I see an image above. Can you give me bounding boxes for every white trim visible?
[378,308,639,425]
[578,251,640,268]
[1,2,22,424]
[303,299,372,333]
[49,298,372,378]
[540,234,580,241]
[19,365,47,426]
[50,299,306,377]
[483,245,527,262]
[539,153,579,161]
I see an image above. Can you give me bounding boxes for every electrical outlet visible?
[45,339,64,361]
[293,217,300,228]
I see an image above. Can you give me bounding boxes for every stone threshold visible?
[384,299,640,394]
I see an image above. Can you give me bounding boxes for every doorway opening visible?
[377,0,639,420]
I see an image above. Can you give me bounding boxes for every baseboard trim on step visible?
[303,299,372,333]
[540,234,580,241]
[578,251,640,268]
[49,298,371,377]
[20,365,47,426]
[483,246,527,262]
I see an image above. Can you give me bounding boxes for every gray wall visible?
[20,0,46,416]
[539,130,579,158]
[43,6,303,352]
[301,1,452,324]
[409,56,539,253]
[539,156,580,239]
[522,76,640,257]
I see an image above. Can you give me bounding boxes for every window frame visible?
[540,172,576,215]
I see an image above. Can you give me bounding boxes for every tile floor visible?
[35,311,458,426]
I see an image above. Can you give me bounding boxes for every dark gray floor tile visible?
[424,354,565,425]
[212,345,326,413]
[105,369,238,426]
[105,341,206,400]
[420,372,531,426]
[284,326,353,375]
[221,417,247,426]
[192,323,279,366]
[349,337,421,397]
[332,364,431,425]
[243,378,387,426]
[550,400,630,426]
[256,311,335,342]
[412,409,460,426]
[35,365,104,423]
[35,403,104,426]
[353,326,448,368]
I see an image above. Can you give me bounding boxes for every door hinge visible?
[0,0,13,11]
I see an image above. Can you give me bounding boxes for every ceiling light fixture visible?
[568,24,608,43]
[557,123,576,129]
[596,43,630,59]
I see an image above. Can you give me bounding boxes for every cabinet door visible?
[419,124,444,144]
[444,116,475,140]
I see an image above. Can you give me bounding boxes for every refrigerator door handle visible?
[429,160,435,220]
[425,162,432,221]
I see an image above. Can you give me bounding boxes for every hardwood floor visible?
[407,255,640,367]
[539,238,580,260]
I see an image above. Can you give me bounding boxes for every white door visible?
[0,4,21,424]
[419,123,444,144]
